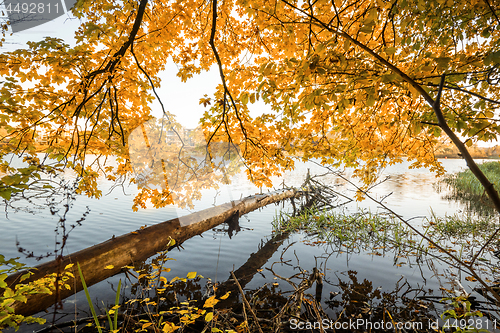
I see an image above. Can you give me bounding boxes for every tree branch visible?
[484,0,500,26]
[279,0,435,107]
[434,74,445,109]
[425,82,500,105]
[84,0,148,80]
[209,0,249,144]
[208,0,261,182]
[281,0,500,215]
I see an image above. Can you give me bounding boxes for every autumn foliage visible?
[0,0,499,208]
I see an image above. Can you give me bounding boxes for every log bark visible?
[5,189,302,317]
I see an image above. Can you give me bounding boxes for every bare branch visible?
[484,0,500,25]
[434,74,445,109]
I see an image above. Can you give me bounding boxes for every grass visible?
[440,161,500,216]
[444,161,500,197]
[425,211,499,240]
[272,207,422,254]
[273,205,500,266]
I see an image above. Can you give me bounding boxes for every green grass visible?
[77,262,122,333]
[426,212,498,239]
[444,161,500,196]
[273,206,500,263]
[272,207,421,253]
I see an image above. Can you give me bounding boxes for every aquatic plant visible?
[440,296,488,333]
[444,162,500,198]
[272,202,500,327]
[272,207,423,255]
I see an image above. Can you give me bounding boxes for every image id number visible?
[6,2,60,14]
[443,318,497,331]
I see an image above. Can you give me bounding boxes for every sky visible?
[0,10,224,129]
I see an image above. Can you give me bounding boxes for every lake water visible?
[1,157,499,331]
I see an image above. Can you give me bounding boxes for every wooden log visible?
[5,189,302,317]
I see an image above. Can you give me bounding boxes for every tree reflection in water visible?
[326,270,437,332]
[116,232,452,333]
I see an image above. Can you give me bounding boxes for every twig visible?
[333,168,500,304]
[230,271,264,333]
[483,0,500,25]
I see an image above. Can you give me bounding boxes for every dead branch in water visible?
[5,188,305,317]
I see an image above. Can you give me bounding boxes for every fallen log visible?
[6,188,303,317]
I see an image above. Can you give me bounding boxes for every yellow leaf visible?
[465,276,477,282]
[220,291,231,300]
[385,47,397,55]
[204,295,219,308]
[205,312,214,322]
[162,322,180,333]
[104,265,114,270]
[64,263,74,270]
[142,322,153,330]
[187,271,196,279]
[20,272,32,282]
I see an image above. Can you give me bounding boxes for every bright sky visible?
[1,12,224,129]
[150,64,220,129]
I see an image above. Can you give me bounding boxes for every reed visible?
[444,161,500,197]
[273,206,500,263]
[77,262,103,333]
[77,263,121,333]
[272,207,420,253]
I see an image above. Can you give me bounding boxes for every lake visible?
[1,157,499,331]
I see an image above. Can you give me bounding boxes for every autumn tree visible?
[2,0,500,318]
[200,0,500,196]
[0,0,499,210]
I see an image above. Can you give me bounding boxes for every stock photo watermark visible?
[290,318,426,331]
[289,318,499,331]
[2,0,76,32]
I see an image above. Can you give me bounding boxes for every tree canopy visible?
[0,0,499,208]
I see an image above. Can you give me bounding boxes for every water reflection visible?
[119,251,443,333]
[326,270,437,332]
[5,158,500,332]
[439,187,497,217]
